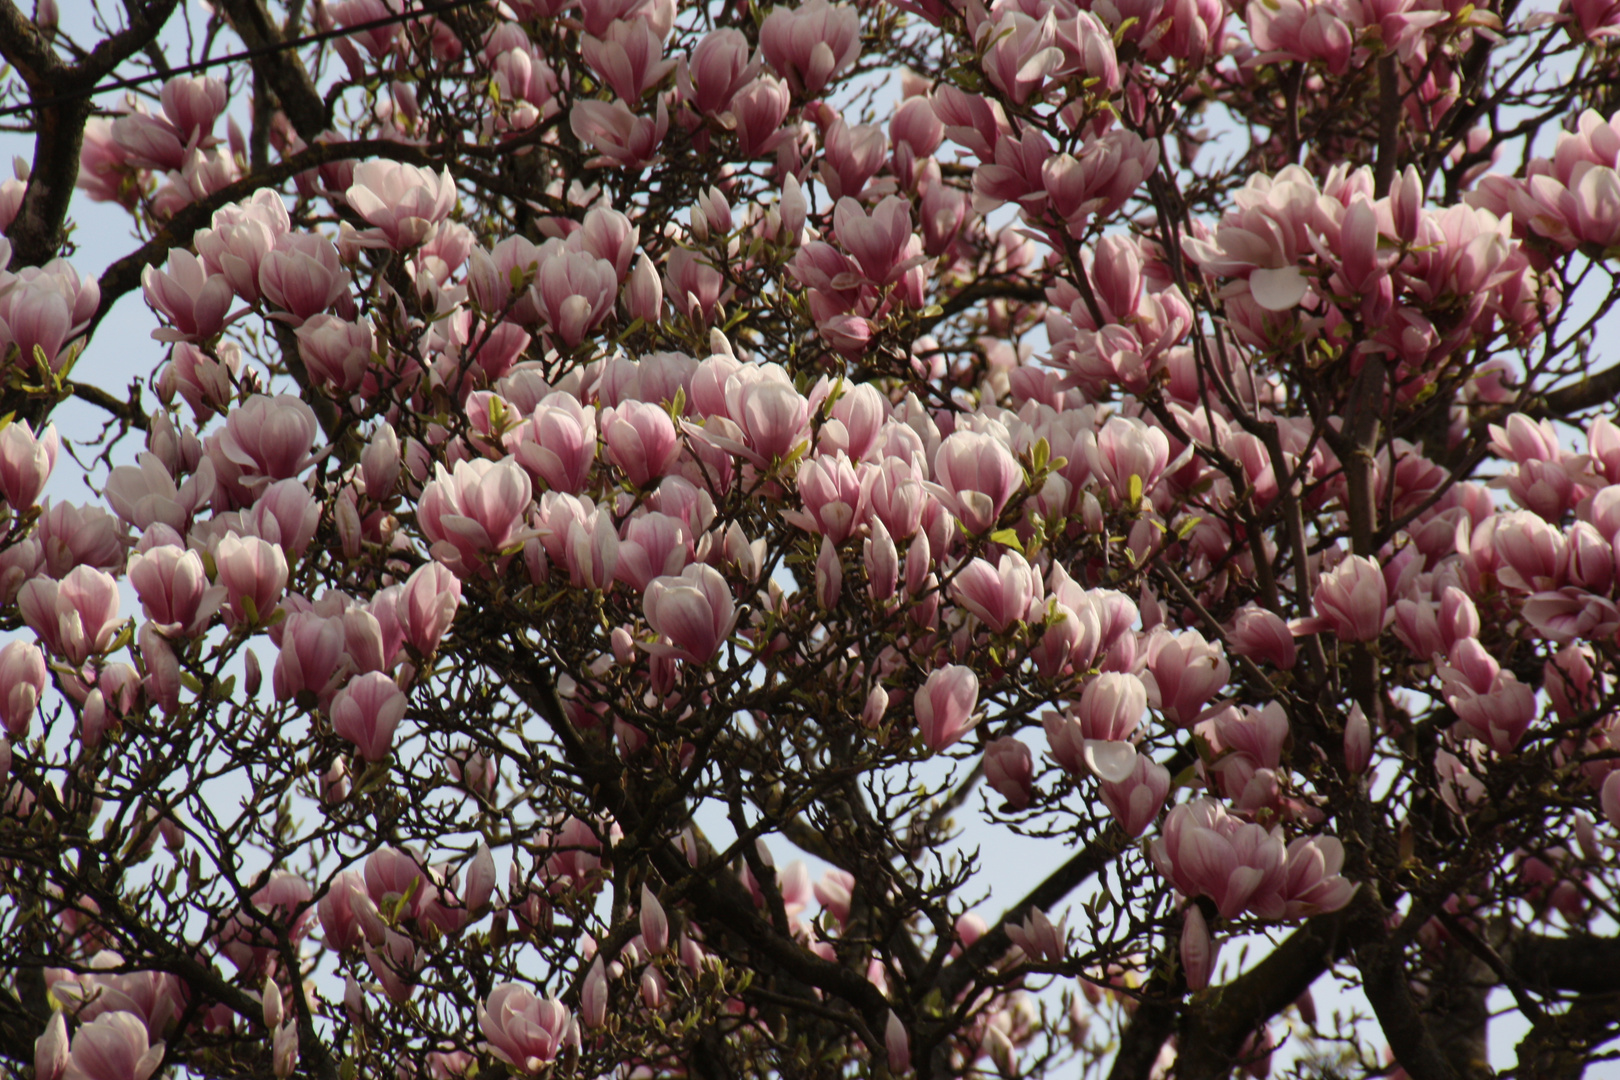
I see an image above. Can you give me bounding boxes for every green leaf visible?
[989,528,1024,553]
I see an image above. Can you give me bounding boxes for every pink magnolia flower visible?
[1228,605,1296,670]
[951,551,1039,634]
[36,500,128,578]
[640,882,669,953]
[886,1012,910,1074]
[215,394,320,492]
[1280,836,1358,918]
[728,371,811,463]
[418,457,533,573]
[616,512,692,591]
[0,420,58,510]
[213,533,289,625]
[332,672,408,762]
[932,431,1022,534]
[983,736,1034,809]
[1443,662,1538,754]
[570,97,669,171]
[195,190,290,303]
[664,247,729,325]
[1005,908,1067,962]
[511,392,596,495]
[0,638,47,738]
[529,246,618,348]
[1039,131,1159,235]
[678,28,760,118]
[1344,703,1373,774]
[1249,0,1354,74]
[128,545,225,638]
[759,0,861,97]
[62,1012,166,1080]
[103,453,211,534]
[820,119,887,202]
[644,564,736,663]
[1309,555,1390,642]
[346,161,457,250]
[1098,754,1172,837]
[394,561,462,658]
[54,956,183,1038]
[159,74,227,145]
[915,664,980,752]
[1151,797,1289,920]
[1565,0,1620,40]
[295,315,374,393]
[19,566,122,666]
[1143,630,1230,727]
[258,232,352,326]
[787,451,870,543]
[625,252,663,323]
[722,74,792,158]
[142,250,233,343]
[36,1012,69,1080]
[247,479,322,557]
[478,985,578,1071]
[583,19,675,105]
[833,196,920,287]
[602,400,682,488]
[1087,416,1172,505]
[1602,771,1620,830]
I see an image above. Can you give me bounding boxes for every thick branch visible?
[0,0,183,268]
[213,0,329,141]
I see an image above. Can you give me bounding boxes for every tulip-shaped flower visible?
[528,247,618,348]
[0,420,58,510]
[514,392,597,495]
[786,451,870,543]
[833,196,919,286]
[332,672,408,762]
[1144,630,1230,727]
[128,544,225,638]
[0,638,47,738]
[1181,906,1217,991]
[915,664,980,752]
[19,566,122,667]
[395,561,462,658]
[1098,754,1172,837]
[1150,798,1288,920]
[932,431,1022,534]
[950,551,1039,634]
[602,401,682,488]
[1309,555,1390,642]
[643,564,737,664]
[346,161,457,250]
[62,1012,166,1080]
[142,250,233,343]
[478,984,578,1072]
[758,0,861,97]
[1087,415,1172,505]
[215,394,320,489]
[569,97,669,171]
[213,533,289,625]
[983,736,1034,809]
[36,1012,69,1080]
[418,457,533,573]
[1072,671,1146,781]
[1227,605,1296,670]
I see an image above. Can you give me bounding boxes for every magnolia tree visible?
[3,0,1620,1076]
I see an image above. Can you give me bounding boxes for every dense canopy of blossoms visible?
[3,0,1620,1077]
